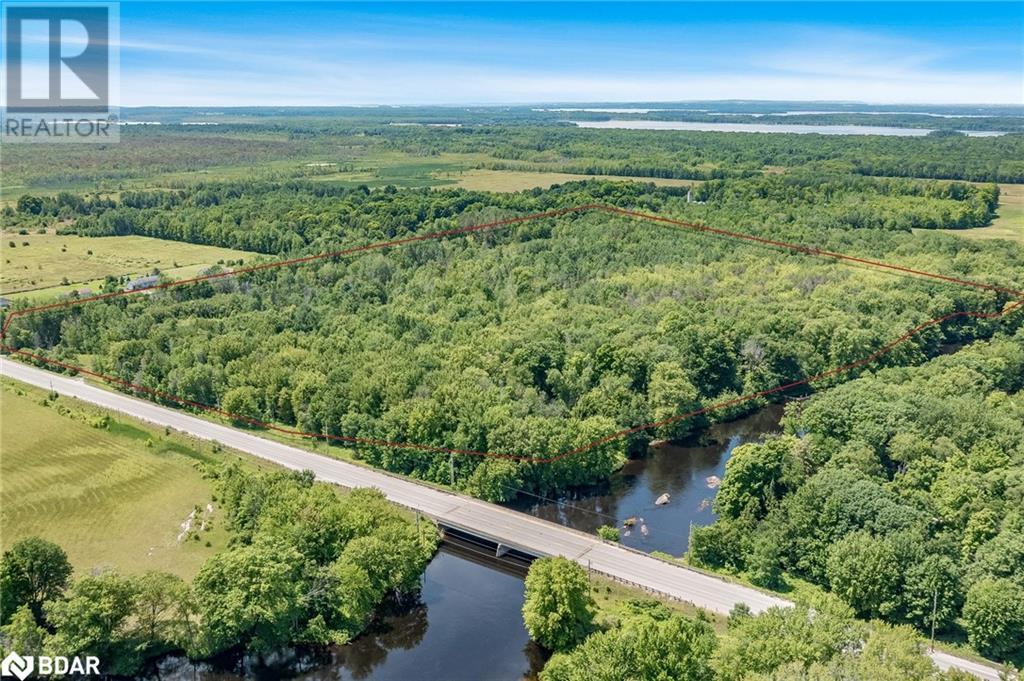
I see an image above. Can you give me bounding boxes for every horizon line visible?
[114,100,1024,110]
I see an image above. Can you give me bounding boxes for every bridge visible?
[0,358,1001,680]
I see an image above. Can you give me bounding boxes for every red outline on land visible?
[2,204,1022,463]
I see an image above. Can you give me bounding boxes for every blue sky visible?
[110,2,1023,105]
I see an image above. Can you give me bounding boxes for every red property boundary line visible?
[2,204,1022,464]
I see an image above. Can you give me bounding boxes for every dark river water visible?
[511,404,785,556]
[145,405,783,680]
[145,544,544,681]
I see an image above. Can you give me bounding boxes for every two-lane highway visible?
[0,358,1002,680]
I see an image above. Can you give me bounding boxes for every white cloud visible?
[109,20,1022,106]
[120,62,1023,107]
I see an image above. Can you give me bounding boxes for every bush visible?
[688,518,749,570]
[541,611,716,681]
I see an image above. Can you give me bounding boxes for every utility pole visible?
[449,453,455,487]
[929,586,939,652]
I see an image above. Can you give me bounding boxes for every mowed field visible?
[925,183,1024,244]
[0,380,228,577]
[1,232,254,298]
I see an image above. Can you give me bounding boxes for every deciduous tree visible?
[522,557,595,651]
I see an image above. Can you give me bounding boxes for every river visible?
[143,544,545,681]
[573,120,1006,137]
[511,404,785,556]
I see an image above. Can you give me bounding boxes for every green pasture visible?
[0,380,228,577]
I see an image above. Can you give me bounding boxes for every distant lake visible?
[573,120,1007,137]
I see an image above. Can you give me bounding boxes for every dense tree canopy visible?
[4,110,1022,678]
[541,601,717,681]
[5,180,1020,501]
[690,330,1024,662]
[533,587,971,681]
[0,538,72,625]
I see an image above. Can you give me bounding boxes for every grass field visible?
[0,379,231,577]
[435,168,700,192]
[1,232,254,297]
[923,183,1024,244]
[975,183,1024,242]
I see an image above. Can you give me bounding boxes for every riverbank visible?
[512,404,785,556]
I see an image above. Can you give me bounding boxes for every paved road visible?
[0,358,1002,680]
[928,650,1004,681]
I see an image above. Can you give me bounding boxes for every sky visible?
[22,1,1024,106]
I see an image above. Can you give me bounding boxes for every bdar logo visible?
[0,652,34,681]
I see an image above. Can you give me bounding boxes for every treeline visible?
[6,181,1022,501]
[3,118,1023,192]
[689,330,1024,663]
[15,180,695,252]
[692,173,999,231]
[0,126,318,189]
[405,126,1024,183]
[0,468,438,675]
[8,173,1002,257]
[521,556,978,681]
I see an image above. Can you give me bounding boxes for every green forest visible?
[3,116,1023,192]
[439,126,1024,183]
[690,331,1024,663]
[7,171,1002,243]
[521,555,982,681]
[5,178,1022,504]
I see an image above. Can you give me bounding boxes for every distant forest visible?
[2,115,1022,189]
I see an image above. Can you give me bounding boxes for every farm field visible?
[960,182,1024,242]
[0,379,229,577]
[435,168,701,192]
[918,183,1024,244]
[2,151,478,200]
[114,152,479,191]
[295,152,702,191]
[3,262,244,304]
[0,232,254,297]
[1,140,722,202]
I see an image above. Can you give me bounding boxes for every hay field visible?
[0,380,227,577]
